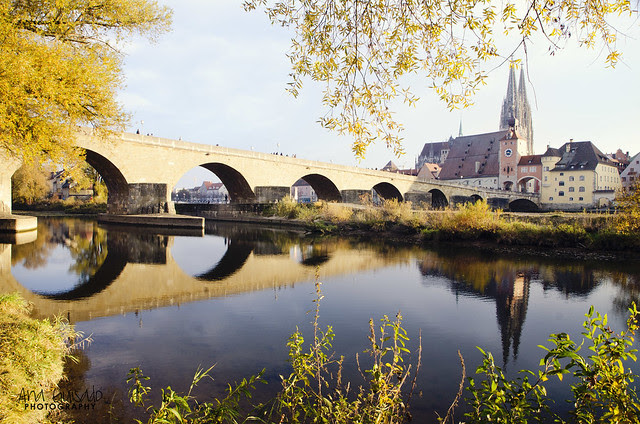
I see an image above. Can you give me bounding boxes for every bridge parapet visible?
[3,130,541,221]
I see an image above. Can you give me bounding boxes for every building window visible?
[544,166,549,171]
[530,166,536,172]
[559,181,565,186]
[569,187,575,192]
[549,197,553,201]
[579,197,584,201]
[544,176,548,182]
[560,172,564,176]
[579,175,585,181]
[559,191,565,196]
[569,176,575,181]
[579,187,585,192]
[569,197,574,201]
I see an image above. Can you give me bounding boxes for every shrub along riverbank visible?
[13,199,107,215]
[0,294,77,424]
[265,198,640,251]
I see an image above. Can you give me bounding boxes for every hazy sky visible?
[117,1,640,189]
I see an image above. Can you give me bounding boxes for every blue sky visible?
[117,1,640,189]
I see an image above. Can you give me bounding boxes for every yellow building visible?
[540,141,621,210]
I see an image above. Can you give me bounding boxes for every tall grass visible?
[269,198,640,250]
[0,294,78,424]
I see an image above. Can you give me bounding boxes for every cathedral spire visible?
[499,66,518,131]
[458,118,463,137]
[499,65,534,155]
[516,68,533,154]
[518,68,528,102]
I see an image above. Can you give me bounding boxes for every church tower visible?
[499,67,533,154]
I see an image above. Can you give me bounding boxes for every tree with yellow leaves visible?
[616,181,640,234]
[244,0,636,158]
[0,0,172,167]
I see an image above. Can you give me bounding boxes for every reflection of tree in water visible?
[67,226,108,284]
[607,271,640,316]
[11,218,108,284]
[538,265,601,298]
[53,347,126,424]
[11,220,56,269]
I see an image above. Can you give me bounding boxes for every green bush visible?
[461,303,640,424]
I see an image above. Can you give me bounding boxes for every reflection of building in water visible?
[419,254,531,368]
[494,272,530,367]
[419,251,604,367]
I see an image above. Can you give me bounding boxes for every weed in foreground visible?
[126,279,421,424]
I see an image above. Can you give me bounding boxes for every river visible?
[1,217,639,423]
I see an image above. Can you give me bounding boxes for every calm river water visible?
[1,217,639,423]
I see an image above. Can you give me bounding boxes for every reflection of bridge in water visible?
[0,223,414,322]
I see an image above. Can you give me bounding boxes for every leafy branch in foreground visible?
[1,1,172,166]
[458,303,640,424]
[244,0,635,158]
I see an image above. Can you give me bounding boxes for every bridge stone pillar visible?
[0,244,10,276]
[450,195,474,207]
[488,198,510,210]
[108,183,173,215]
[255,186,289,203]
[340,190,369,204]
[404,192,432,205]
[0,152,22,214]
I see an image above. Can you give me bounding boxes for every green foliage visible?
[272,281,418,423]
[462,303,640,424]
[244,0,634,157]
[126,364,266,424]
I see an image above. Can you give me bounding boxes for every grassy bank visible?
[266,198,640,251]
[13,199,107,215]
[0,294,75,424]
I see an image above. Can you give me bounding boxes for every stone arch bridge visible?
[0,130,539,215]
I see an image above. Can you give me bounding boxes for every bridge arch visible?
[372,182,403,202]
[516,176,541,193]
[199,163,256,203]
[84,149,129,214]
[194,239,253,281]
[429,189,449,209]
[509,198,540,212]
[36,251,127,300]
[298,174,342,202]
[470,194,483,204]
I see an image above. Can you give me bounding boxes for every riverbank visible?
[13,199,640,258]
[0,294,73,424]
[260,199,640,255]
